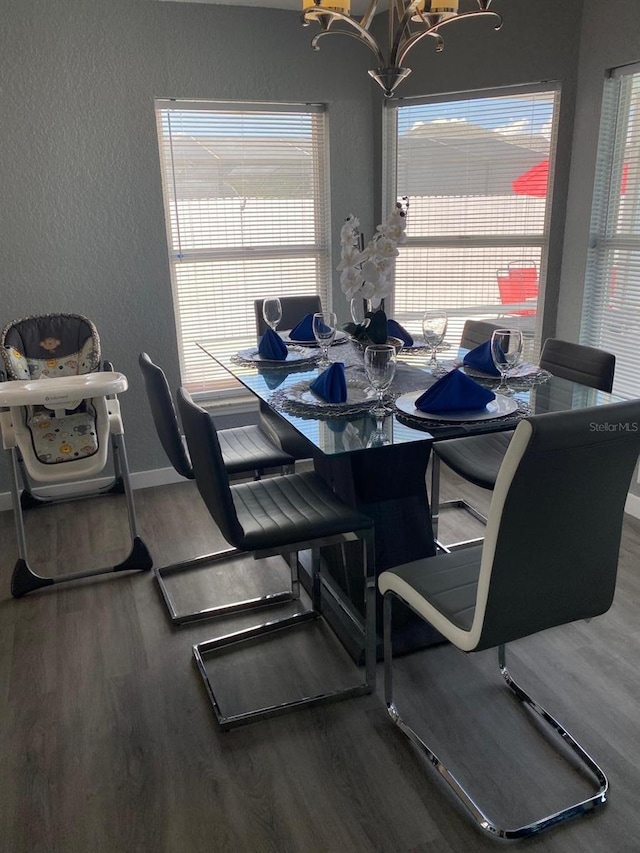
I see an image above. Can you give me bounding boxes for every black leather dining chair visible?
[139,352,296,623]
[178,388,376,730]
[430,337,616,545]
[380,399,640,839]
[253,295,323,462]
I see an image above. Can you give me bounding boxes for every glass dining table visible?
[197,335,622,660]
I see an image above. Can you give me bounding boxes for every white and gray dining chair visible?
[178,387,376,730]
[139,352,296,624]
[380,398,640,839]
[430,336,616,546]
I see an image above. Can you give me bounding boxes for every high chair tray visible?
[0,371,127,407]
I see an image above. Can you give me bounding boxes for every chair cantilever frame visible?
[380,399,640,838]
[178,388,376,730]
[139,352,298,624]
[431,336,617,549]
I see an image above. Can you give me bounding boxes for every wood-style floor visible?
[1,467,639,852]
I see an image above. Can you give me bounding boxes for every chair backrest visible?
[468,399,640,652]
[176,387,244,546]
[0,313,100,380]
[254,295,323,337]
[539,338,616,393]
[460,319,503,350]
[138,353,193,480]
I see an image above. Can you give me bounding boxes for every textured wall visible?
[0,0,378,478]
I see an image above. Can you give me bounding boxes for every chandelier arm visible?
[360,0,382,33]
[395,9,502,67]
[307,18,386,66]
[390,0,432,61]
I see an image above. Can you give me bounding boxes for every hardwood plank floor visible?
[1,469,639,852]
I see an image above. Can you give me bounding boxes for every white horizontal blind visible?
[384,86,560,355]
[582,68,640,399]
[155,101,330,393]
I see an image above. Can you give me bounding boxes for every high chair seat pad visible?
[28,408,99,463]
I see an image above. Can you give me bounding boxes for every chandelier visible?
[301,0,503,97]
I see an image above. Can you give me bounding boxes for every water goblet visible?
[422,311,448,370]
[364,344,397,418]
[490,328,523,395]
[313,311,337,365]
[262,297,282,332]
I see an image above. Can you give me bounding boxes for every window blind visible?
[155,100,330,393]
[582,67,640,399]
[384,86,560,355]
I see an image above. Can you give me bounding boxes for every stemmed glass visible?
[422,311,448,370]
[364,344,397,418]
[262,298,282,332]
[313,311,337,366]
[490,328,523,395]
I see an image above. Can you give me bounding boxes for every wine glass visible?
[313,311,337,365]
[364,344,397,418]
[422,311,448,370]
[490,328,523,395]
[262,298,282,332]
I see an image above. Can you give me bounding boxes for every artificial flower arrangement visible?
[338,199,409,345]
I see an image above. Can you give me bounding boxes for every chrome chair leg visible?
[430,454,487,551]
[382,590,608,839]
[193,531,375,731]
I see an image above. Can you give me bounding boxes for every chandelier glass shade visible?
[301,0,503,97]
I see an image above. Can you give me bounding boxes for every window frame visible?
[154,99,331,398]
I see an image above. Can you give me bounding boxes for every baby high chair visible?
[0,313,152,597]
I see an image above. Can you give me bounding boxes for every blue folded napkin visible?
[415,369,495,413]
[463,340,501,376]
[387,319,413,347]
[258,327,288,360]
[289,313,315,342]
[310,362,347,403]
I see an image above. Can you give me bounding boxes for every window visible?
[582,65,640,399]
[155,100,330,394]
[383,85,560,355]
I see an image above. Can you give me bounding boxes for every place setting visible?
[394,329,532,431]
[270,340,398,424]
[435,327,552,390]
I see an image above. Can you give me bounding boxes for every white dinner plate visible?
[394,391,519,422]
[286,378,376,411]
[236,347,318,366]
[281,330,348,347]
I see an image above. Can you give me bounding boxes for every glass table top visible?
[197,339,622,458]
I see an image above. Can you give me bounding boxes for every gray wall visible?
[2,0,625,483]
[0,0,378,477]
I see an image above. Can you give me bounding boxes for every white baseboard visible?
[0,466,185,512]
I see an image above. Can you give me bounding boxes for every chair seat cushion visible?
[27,406,99,463]
[435,430,513,490]
[379,545,483,635]
[232,471,373,551]
[218,424,294,474]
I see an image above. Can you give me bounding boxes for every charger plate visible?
[395,391,518,422]
[235,346,319,366]
[281,330,348,347]
[271,377,380,419]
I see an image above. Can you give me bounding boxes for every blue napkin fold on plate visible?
[387,319,413,347]
[415,368,495,413]
[258,327,288,360]
[289,313,315,341]
[463,340,501,376]
[310,362,347,403]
